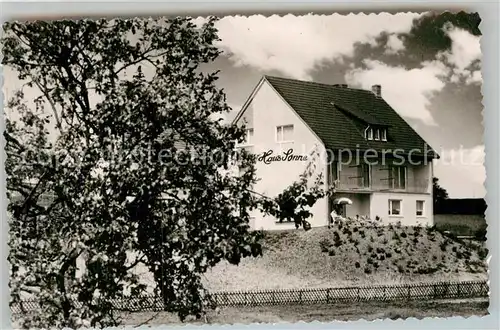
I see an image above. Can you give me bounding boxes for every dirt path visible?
[120,297,489,326]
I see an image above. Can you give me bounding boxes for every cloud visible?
[437,24,482,85]
[215,13,423,80]
[434,145,486,198]
[344,24,482,126]
[384,34,405,55]
[345,59,449,125]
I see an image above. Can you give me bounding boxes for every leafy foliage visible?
[3,18,334,328]
[433,177,449,209]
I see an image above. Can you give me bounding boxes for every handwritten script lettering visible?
[257,149,308,164]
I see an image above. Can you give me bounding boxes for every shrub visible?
[440,242,447,252]
[478,248,488,260]
[474,228,487,241]
[328,249,336,256]
[400,232,407,238]
[373,261,379,268]
[382,237,388,244]
[432,255,438,260]
[370,236,375,243]
[370,253,377,259]
[412,237,419,244]
[319,238,331,252]
[397,265,404,273]
[364,267,372,274]
[385,252,392,258]
[451,246,457,252]
[379,255,385,261]
[333,231,341,240]
[415,266,438,274]
[376,247,384,254]
[392,232,399,240]
[367,245,373,252]
[355,261,361,268]
[367,257,373,264]
[353,227,359,233]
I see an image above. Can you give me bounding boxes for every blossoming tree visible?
[3,18,334,328]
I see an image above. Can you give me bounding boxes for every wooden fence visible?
[11,280,488,314]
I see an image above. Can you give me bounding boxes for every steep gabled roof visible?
[262,75,438,158]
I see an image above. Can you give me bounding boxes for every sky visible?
[4,12,484,198]
[200,11,485,198]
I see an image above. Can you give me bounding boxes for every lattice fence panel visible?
[11,280,489,314]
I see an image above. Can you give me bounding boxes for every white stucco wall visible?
[237,79,329,230]
[370,192,433,226]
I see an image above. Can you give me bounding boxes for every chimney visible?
[371,84,381,98]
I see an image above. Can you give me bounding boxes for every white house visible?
[233,75,439,230]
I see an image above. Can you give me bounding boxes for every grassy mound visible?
[203,221,488,292]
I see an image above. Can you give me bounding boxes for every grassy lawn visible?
[120,298,489,326]
[202,224,488,292]
[434,214,487,237]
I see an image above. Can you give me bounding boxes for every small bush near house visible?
[319,238,331,252]
[478,248,488,260]
[474,228,487,241]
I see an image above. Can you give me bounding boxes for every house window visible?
[276,125,294,143]
[390,165,406,190]
[381,129,387,141]
[416,200,425,217]
[359,163,370,187]
[329,162,339,186]
[365,127,373,140]
[374,129,380,140]
[389,199,402,216]
[243,128,254,145]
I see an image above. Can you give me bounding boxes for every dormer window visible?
[365,127,373,140]
[365,126,388,142]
